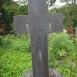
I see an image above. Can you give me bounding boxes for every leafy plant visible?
[48,32,74,60]
[0,34,32,77]
[48,32,77,77]
[2,34,31,52]
[0,34,77,77]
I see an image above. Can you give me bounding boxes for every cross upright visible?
[14,0,63,77]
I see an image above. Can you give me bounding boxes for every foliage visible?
[15,0,28,5]
[0,0,57,34]
[48,32,74,60]
[19,5,28,15]
[0,0,28,34]
[49,0,56,6]
[0,49,32,77]
[0,34,31,77]
[0,0,17,33]
[0,33,77,77]
[50,4,77,29]
[48,33,77,77]
[2,34,30,51]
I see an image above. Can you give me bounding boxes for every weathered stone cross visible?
[14,0,63,77]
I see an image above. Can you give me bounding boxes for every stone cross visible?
[14,0,63,77]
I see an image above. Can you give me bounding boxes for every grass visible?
[0,33,77,77]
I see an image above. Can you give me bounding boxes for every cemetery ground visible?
[0,33,77,77]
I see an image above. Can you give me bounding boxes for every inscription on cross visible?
[14,0,63,77]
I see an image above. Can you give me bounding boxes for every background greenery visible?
[0,0,77,34]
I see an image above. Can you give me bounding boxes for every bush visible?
[0,34,32,77]
[48,32,74,60]
[2,34,31,52]
[48,33,77,77]
[0,50,32,77]
[0,34,77,77]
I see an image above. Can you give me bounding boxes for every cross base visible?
[21,68,63,77]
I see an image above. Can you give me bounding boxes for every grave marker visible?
[14,0,63,77]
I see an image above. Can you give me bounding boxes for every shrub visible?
[48,33,77,77]
[48,32,74,60]
[0,34,32,77]
[0,51,32,77]
[2,34,31,52]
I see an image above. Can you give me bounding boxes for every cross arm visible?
[47,13,63,33]
[14,15,29,34]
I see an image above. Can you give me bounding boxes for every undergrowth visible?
[0,34,32,77]
[0,33,77,77]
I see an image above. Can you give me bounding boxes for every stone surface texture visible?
[22,69,64,77]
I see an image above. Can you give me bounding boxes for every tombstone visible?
[14,0,63,77]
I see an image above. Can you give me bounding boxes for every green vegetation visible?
[0,0,77,34]
[48,33,77,77]
[0,34,32,77]
[0,0,77,77]
[0,33,77,77]
[0,0,28,34]
[49,4,77,30]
